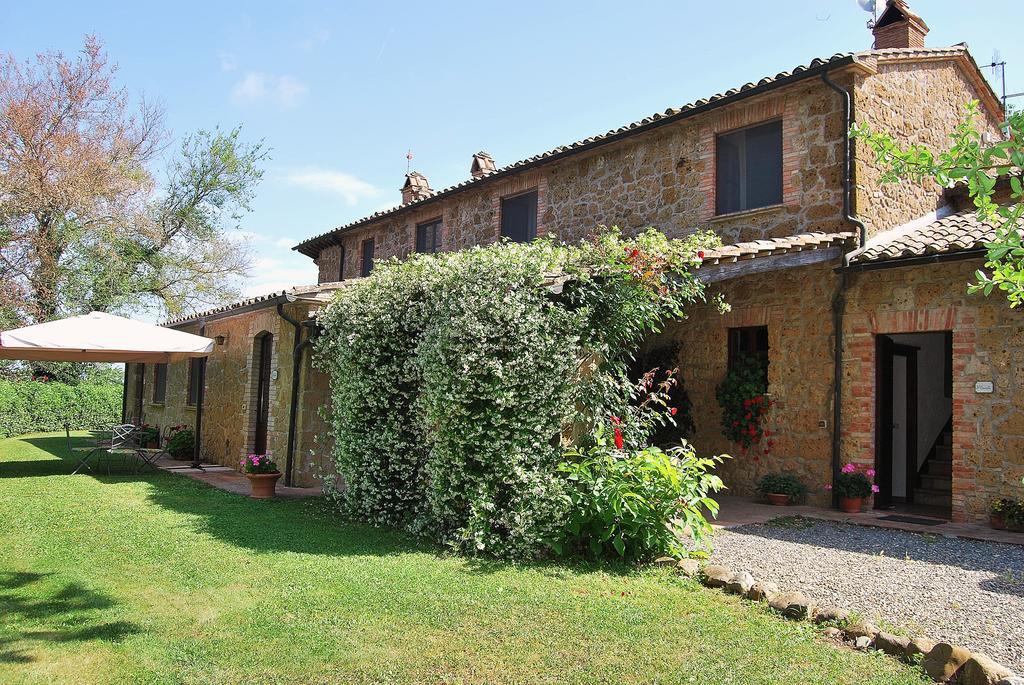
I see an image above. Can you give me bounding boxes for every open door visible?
[875,332,951,518]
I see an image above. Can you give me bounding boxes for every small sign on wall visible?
[974,381,994,394]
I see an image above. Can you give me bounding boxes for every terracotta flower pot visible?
[766,493,790,506]
[838,496,862,514]
[991,515,1006,530]
[246,472,282,499]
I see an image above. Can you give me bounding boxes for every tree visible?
[851,101,1024,307]
[0,36,268,326]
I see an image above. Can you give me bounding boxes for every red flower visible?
[613,427,624,450]
[670,407,678,416]
[697,250,705,259]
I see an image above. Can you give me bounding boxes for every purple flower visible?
[871,484,880,493]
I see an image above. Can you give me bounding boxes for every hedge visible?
[0,380,122,438]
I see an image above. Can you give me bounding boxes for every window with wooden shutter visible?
[416,218,443,254]
[500,190,538,243]
[152,363,167,404]
[716,120,783,215]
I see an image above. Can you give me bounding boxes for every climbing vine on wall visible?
[314,228,724,559]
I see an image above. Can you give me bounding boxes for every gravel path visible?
[709,519,1024,673]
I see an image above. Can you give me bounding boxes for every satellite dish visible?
[857,0,875,11]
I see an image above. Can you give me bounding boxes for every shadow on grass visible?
[7,434,639,579]
[0,571,141,663]
[7,434,146,479]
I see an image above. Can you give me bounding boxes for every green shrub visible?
[715,354,770,449]
[0,379,122,438]
[165,428,194,459]
[557,422,725,560]
[315,228,726,559]
[756,473,808,503]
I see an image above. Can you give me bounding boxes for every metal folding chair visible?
[72,424,138,474]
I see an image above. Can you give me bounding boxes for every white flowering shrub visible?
[314,228,721,559]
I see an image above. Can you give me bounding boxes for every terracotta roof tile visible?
[700,231,856,265]
[850,209,1001,264]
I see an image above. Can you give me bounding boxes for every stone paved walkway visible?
[154,456,322,499]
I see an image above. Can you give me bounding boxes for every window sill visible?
[149,402,165,408]
[708,203,786,223]
[184,405,197,411]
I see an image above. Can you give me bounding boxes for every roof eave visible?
[293,54,860,258]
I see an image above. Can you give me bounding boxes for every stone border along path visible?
[665,517,1024,684]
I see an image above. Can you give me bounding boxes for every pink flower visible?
[841,463,856,474]
[866,468,876,478]
[871,484,880,493]
[824,484,833,490]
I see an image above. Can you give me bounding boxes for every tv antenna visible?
[406,149,413,174]
[986,50,1011,110]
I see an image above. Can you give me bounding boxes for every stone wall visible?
[125,302,334,488]
[312,75,852,282]
[853,56,1004,238]
[842,259,1024,522]
[662,259,840,506]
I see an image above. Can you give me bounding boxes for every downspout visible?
[276,302,311,487]
[192,319,207,469]
[821,70,867,506]
[120,365,129,423]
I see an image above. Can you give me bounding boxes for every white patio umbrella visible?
[0,311,213,363]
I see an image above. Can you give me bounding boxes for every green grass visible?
[0,432,930,685]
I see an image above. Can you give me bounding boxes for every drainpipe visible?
[192,319,207,469]
[276,303,315,487]
[822,70,868,506]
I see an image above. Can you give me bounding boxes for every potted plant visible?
[828,463,878,513]
[165,427,195,461]
[242,454,281,499]
[995,498,1024,532]
[136,424,160,448]
[756,473,808,506]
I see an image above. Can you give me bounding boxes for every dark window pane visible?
[728,325,769,372]
[337,246,345,281]
[500,191,538,243]
[716,120,782,214]
[416,219,442,254]
[152,363,167,404]
[361,238,375,277]
[744,121,783,208]
[716,134,743,214]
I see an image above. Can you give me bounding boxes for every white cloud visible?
[230,72,308,108]
[275,237,295,249]
[240,256,318,297]
[282,168,380,205]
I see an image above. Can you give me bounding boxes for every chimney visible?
[401,171,432,204]
[470,151,497,179]
[871,0,929,50]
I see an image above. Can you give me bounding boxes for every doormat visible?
[878,514,947,526]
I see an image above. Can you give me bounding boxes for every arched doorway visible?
[251,332,273,455]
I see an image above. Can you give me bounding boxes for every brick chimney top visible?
[401,171,432,204]
[470,151,497,179]
[872,0,929,50]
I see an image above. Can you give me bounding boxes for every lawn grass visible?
[0,432,930,685]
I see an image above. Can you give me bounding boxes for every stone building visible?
[125,1,1018,522]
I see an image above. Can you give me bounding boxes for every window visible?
[716,120,783,215]
[337,246,346,281]
[728,326,769,371]
[360,238,375,277]
[186,358,201,407]
[500,190,538,243]
[152,363,167,404]
[416,218,443,254]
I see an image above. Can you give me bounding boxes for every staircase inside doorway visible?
[909,419,952,519]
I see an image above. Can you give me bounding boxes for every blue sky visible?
[3,1,1022,299]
